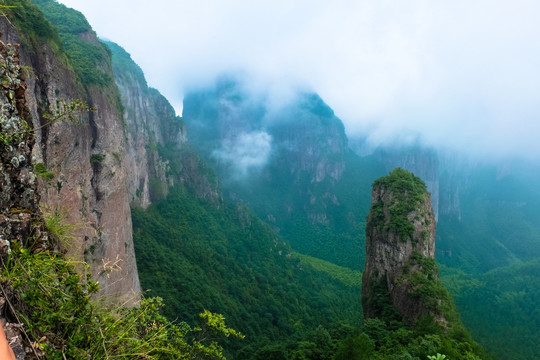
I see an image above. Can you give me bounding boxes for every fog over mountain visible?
[59,0,540,159]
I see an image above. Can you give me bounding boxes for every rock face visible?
[0,38,41,260]
[1,4,140,303]
[362,168,445,325]
[107,42,221,206]
[0,37,45,360]
[107,42,182,207]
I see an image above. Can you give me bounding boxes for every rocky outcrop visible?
[362,168,447,326]
[0,38,40,260]
[1,4,140,304]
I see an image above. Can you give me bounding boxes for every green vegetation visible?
[0,0,64,54]
[369,168,427,241]
[90,153,105,165]
[0,244,241,359]
[105,40,148,87]
[43,206,78,247]
[34,163,54,181]
[433,164,540,358]
[407,254,457,318]
[294,252,362,287]
[427,354,447,360]
[441,260,540,360]
[132,185,364,358]
[33,0,113,87]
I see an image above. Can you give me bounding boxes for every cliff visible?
[1,0,139,303]
[362,168,447,325]
[107,41,222,206]
[107,41,182,207]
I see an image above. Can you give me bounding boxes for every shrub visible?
[1,244,242,359]
[90,153,105,165]
[34,163,54,181]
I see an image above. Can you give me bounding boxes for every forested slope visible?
[132,185,364,358]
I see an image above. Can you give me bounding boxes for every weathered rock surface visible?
[362,168,446,325]
[1,11,140,303]
[0,37,44,360]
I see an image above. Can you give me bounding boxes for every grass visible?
[294,252,362,287]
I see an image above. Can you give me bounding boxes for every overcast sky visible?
[57,0,540,159]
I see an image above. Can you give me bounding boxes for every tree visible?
[333,334,374,360]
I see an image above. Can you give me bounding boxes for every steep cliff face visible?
[107,42,221,206]
[362,168,447,325]
[0,39,41,254]
[107,41,184,207]
[1,1,140,302]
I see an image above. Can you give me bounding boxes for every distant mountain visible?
[183,76,386,270]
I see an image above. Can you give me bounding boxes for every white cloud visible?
[212,131,273,177]
[58,0,540,158]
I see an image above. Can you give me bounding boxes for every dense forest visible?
[132,185,365,358]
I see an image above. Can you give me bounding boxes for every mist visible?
[58,0,540,159]
[212,131,273,178]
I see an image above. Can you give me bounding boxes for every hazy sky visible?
[57,0,540,158]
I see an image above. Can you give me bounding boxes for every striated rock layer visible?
[362,168,446,325]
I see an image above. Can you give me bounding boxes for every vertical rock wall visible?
[362,168,446,325]
[0,16,140,304]
[0,39,40,257]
